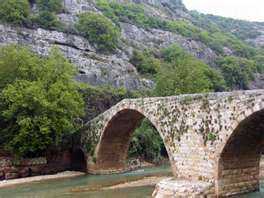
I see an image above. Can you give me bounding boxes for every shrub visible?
[36,0,63,13]
[0,45,84,157]
[130,50,160,76]
[154,44,226,96]
[129,119,166,163]
[33,11,62,30]
[76,12,120,52]
[0,0,30,25]
[217,56,257,89]
[33,0,63,29]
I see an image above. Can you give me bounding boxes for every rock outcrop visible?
[0,0,263,90]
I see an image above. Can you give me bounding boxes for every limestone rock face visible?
[0,0,216,90]
[120,22,217,65]
[0,24,147,90]
[0,0,263,90]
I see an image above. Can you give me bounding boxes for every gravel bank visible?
[0,171,85,188]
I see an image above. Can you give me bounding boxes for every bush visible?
[33,0,63,30]
[33,11,62,30]
[76,12,120,52]
[154,44,226,96]
[254,54,264,73]
[217,56,257,89]
[0,0,30,25]
[0,45,84,157]
[129,119,166,163]
[130,50,160,76]
[36,0,63,13]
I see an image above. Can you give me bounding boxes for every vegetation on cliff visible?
[0,0,30,25]
[76,12,120,52]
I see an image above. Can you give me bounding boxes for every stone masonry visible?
[82,89,264,197]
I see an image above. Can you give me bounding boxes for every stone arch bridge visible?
[81,90,264,197]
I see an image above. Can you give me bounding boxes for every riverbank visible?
[0,171,85,188]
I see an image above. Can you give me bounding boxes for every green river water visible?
[0,165,263,198]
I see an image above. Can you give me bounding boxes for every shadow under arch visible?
[71,148,87,172]
[216,109,264,196]
[91,108,173,174]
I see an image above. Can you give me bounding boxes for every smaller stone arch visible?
[88,108,174,174]
[71,148,87,172]
[215,108,264,196]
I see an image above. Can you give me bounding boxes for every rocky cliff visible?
[0,0,263,90]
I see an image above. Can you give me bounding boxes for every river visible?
[0,165,263,198]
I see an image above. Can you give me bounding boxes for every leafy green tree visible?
[129,119,165,163]
[0,0,30,25]
[130,50,160,76]
[254,54,264,73]
[155,44,226,96]
[0,45,39,90]
[76,12,120,52]
[217,56,257,89]
[0,45,84,157]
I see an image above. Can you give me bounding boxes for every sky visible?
[182,0,264,22]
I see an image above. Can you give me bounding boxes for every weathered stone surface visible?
[121,23,217,65]
[0,24,147,90]
[0,0,223,90]
[5,172,19,180]
[83,89,264,196]
[152,178,215,198]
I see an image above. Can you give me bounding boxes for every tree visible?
[0,0,30,25]
[76,12,120,52]
[129,119,165,163]
[130,50,160,76]
[0,45,84,157]
[154,44,225,96]
[217,56,257,89]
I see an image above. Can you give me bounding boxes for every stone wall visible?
[0,150,73,180]
[0,157,47,180]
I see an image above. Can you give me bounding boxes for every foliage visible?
[96,1,259,59]
[130,50,160,76]
[32,10,62,30]
[217,56,257,89]
[254,53,264,73]
[0,0,30,25]
[190,11,258,58]
[154,44,226,96]
[96,0,149,28]
[76,12,120,52]
[129,119,166,163]
[36,0,63,13]
[193,12,262,40]
[82,85,142,122]
[33,0,63,29]
[0,45,84,157]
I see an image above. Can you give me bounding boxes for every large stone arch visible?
[87,106,175,174]
[215,106,264,196]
